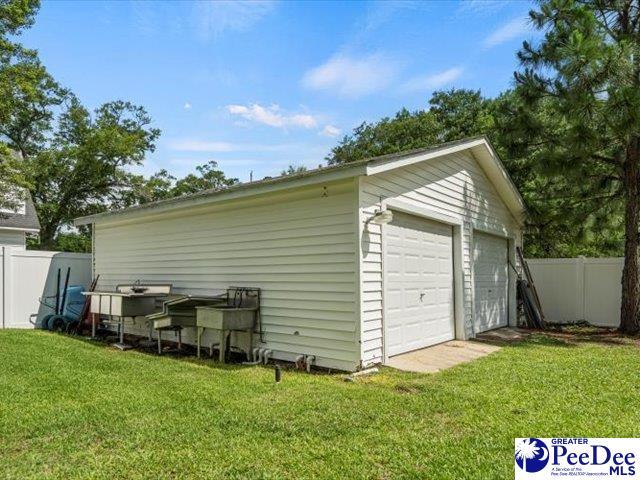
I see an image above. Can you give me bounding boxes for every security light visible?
[369,209,393,225]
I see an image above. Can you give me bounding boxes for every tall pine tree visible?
[515,0,640,332]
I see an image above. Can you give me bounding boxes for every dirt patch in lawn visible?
[536,323,638,347]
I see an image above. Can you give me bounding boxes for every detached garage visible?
[75,136,525,371]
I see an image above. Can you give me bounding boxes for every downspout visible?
[91,223,95,281]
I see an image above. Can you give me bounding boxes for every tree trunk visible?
[38,222,58,251]
[620,143,640,334]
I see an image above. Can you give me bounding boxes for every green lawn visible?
[1,331,639,479]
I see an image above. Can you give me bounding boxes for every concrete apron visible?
[386,340,501,373]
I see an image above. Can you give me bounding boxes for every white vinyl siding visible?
[93,180,359,371]
[0,229,25,249]
[359,150,522,366]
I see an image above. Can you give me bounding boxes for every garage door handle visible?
[420,292,425,301]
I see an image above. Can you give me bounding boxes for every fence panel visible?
[1,247,92,328]
[583,259,623,327]
[526,257,622,327]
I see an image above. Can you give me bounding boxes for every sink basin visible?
[147,295,227,330]
[195,306,256,330]
[152,312,197,330]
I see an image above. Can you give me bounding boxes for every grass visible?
[1,331,639,479]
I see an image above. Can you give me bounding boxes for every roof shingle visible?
[0,192,41,231]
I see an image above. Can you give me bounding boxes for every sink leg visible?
[247,328,253,361]
[157,330,162,355]
[219,330,227,363]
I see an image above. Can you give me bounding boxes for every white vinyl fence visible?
[0,247,92,328]
[526,257,623,327]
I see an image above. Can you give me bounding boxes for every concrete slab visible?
[387,339,501,373]
[475,327,531,344]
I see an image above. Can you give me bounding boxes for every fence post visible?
[1,246,13,329]
[576,256,586,321]
[1,246,4,329]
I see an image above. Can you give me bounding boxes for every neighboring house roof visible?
[75,136,526,227]
[0,191,41,232]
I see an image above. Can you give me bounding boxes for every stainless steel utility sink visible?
[147,295,226,330]
[195,306,256,330]
[146,295,227,354]
[195,306,257,362]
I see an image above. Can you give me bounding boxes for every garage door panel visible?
[384,211,455,357]
[473,231,509,333]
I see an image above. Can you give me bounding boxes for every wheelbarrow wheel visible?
[49,315,68,332]
[40,314,54,330]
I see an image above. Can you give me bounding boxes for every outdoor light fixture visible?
[368,209,393,225]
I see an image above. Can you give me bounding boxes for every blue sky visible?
[22,0,537,182]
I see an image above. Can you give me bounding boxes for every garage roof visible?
[75,136,526,226]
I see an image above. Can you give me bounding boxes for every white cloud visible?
[456,0,508,17]
[183,102,192,110]
[289,114,317,129]
[167,138,303,153]
[361,2,419,33]
[320,125,341,138]
[226,103,317,129]
[195,0,277,39]
[168,157,259,167]
[302,53,399,98]
[483,17,530,49]
[401,66,464,93]
[168,139,236,152]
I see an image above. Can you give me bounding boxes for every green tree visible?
[171,161,237,197]
[496,91,625,258]
[514,0,640,332]
[0,0,40,69]
[326,89,495,165]
[280,164,308,176]
[0,145,28,213]
[126,161,238,207]
[19,99,160,248]
[0,0,49,212]
[429,89,496,142]
[125,169,176,206]
[0,0,163,251]
[326,107,439,164]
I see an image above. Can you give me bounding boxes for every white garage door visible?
[473,231,509,333]
[384,211,455,357]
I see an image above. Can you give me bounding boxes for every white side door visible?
[473,231,509,333]
[384,211,455,357]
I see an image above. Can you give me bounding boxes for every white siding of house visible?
[0,229,25,249]
[93,180,359,371]
[358,151,522,366]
